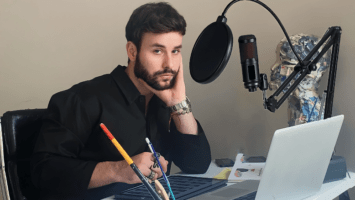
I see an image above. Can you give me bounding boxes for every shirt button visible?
[140,96,145,103]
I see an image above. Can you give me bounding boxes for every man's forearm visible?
[88,161,119,189]
[171,112,198,135]
[169,116,211,174]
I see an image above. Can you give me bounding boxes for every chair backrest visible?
[1,109,47,200]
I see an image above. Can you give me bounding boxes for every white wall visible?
[1,0,354,198]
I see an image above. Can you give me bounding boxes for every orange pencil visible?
[100,123,133,165]
[100,123,162,200]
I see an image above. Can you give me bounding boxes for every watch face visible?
[182,101,187,107]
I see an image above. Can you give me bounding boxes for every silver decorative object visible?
[269,33,332,126]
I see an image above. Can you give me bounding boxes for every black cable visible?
[221,0,304,66]
[222,0,240,16]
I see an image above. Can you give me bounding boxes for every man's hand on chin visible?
[138,59,198,135]
[138,58,186,107]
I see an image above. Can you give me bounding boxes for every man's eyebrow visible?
[151,43,166,48]
[150,44,182,49]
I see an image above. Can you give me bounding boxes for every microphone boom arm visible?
[218,0,342,116]
[264,26,342,117]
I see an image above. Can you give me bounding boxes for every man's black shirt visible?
[31,65,211,199]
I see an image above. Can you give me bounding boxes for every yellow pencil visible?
[100,123,162,200]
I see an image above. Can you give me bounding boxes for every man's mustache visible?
[153,67,179,77]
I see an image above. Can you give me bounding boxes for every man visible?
[31,2,211,200]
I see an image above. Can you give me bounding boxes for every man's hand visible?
[115,152,169,184]
[139,58,186,107]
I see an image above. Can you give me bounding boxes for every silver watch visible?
[168,96,192,113]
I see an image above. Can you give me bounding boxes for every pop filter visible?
[190,16,233,84]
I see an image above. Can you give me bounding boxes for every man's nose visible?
[163,53,173,68]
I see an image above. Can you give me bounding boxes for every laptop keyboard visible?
[233,191,257,200]
[115,175,227,199]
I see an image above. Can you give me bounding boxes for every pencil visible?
[100,123,162,200]
[145,137,176,200]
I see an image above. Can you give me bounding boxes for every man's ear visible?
[126,41,137,62]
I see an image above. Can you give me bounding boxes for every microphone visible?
[189,17,264,92]
[238,35,260,92]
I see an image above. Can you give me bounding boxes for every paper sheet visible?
[228,154,265,181]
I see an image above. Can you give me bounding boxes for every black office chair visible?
[1,109,47,200]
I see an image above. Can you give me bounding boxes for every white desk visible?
[176,161,355,199]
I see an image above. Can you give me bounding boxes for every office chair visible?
[1,109,46,200]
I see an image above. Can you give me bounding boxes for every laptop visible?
[191,115,344,200]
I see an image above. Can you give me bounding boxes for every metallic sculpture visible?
[269,34,332,126]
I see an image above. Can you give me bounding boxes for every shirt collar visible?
[111,65,141,105]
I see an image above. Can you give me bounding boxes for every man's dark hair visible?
[125,2,186,58]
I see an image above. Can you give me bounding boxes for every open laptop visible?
[191,115,344,200]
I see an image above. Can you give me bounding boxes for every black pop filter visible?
[190,16,233,84]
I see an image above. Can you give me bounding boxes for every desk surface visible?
[176,161,355,200]
[104,161,355,199]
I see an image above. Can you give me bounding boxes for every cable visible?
[221,0,304,66]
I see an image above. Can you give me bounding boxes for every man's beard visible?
[134,55,178,91]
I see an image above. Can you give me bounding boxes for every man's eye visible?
[172,50,180,54]
[154,50,161,54]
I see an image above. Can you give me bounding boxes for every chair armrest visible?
[0,121,11,200]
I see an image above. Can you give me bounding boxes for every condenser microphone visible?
[238,34,260,92]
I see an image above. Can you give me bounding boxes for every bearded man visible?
[31,2,211,200]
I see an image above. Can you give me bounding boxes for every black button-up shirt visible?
[31,65,211,199]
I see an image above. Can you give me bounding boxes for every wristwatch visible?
[168,96,192,114]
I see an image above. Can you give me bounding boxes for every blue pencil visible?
[145,138,176,200]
